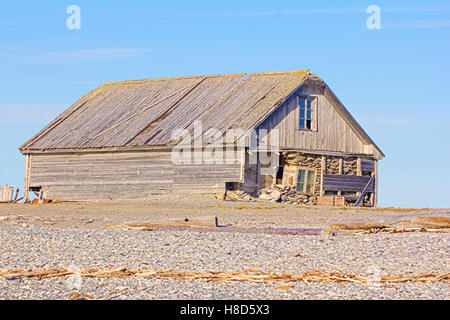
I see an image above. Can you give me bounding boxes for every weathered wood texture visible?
[257,85,373,155]
[374,160,379,207]
[322,174,375,193]
[354,175,376,207]
[24,154,31,202]
[173,164,240,194]
[29,150,241,201]
[361,158,374,172]
[21,71,311,150]
[0,186,14,202]
[316,196,345,206]
[241,151,258,194]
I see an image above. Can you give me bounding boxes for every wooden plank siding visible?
[361,158,375,172]
[322,174,375,193]
[257,85,371,155]
[29,149,242,201]
[241,150,258,194]
[172,149,241,193]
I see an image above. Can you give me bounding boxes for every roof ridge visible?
[251,69,309,76]
[103,73,246,86]
[101,69,320,86]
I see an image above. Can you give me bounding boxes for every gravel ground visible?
[0,196,443,230]
[0,222,448,300]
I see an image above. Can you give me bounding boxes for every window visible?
[297,168,316,194]
[299,97,314,130]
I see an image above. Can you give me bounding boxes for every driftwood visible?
[12,197,23,203]
[339,227,450,236]
[0,265,448,284]
[68,290,125,300]
[328,214,450,231]
[0,214,93,225]
[106,216,218,231]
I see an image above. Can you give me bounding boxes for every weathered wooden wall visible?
[29,149,242,201]
[172,150,241,193]
[240,150,258,194]
[0,186,14,202]
[257,85,370,155]
[322,174,375,193]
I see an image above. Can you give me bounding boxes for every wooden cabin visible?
[19,70,384,205]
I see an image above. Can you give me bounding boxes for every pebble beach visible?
[0,198,448,300]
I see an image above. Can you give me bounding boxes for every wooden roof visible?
[19,69,383,157]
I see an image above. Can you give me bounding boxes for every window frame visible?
[296,167,317,195]
[297,95,317,132]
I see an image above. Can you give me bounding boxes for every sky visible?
[0,0,449,207]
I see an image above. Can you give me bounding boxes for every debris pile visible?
[223,185,316,205]
[1,265,448,284]
[223,190,257,202]
[259,185,316,205]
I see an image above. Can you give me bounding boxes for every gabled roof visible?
[19,69,383,157]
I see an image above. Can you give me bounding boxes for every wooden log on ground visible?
[106,215,218,231]
[327,214,450,231]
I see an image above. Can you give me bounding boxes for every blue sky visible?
[1,0,449,207]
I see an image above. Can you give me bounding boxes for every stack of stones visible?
[223,190,257,202]
[265,184,317,205]
[343,157,357,175]
[223,185,316,205]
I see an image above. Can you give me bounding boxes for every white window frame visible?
[297,95,318,132]
[296,167,316,195]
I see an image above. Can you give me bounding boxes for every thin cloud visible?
[384,20,450,29]
[40,48,153,60]
[171,5,450,18]
[0,104,64,124]
[358,113,449,127]
[173,8,361,18]
[0,46,154,62]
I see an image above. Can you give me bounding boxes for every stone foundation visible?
[280,152,361,203]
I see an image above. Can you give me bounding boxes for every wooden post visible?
[320,155,326,196]
[23,154,31,203]
[337,158,343,196]
[256,152,261,195]
[356,157,362,176]
[356,157,362,199]
[373,160,379,207]
[239,148,245,183]
[272,151,280,187]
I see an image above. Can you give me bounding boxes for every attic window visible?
[298,97,314,130]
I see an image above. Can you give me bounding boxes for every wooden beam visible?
[355,175,375,207]
[374,160,379,207]
[23,154,31,203]
[320,155,326,196]
[357,157,362,176]
[272,152,280,187]
[356,157,362,197]
[337,158,343,196]
[107,216,219,231]
[256,152,261,195]
[239,148,246,183]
